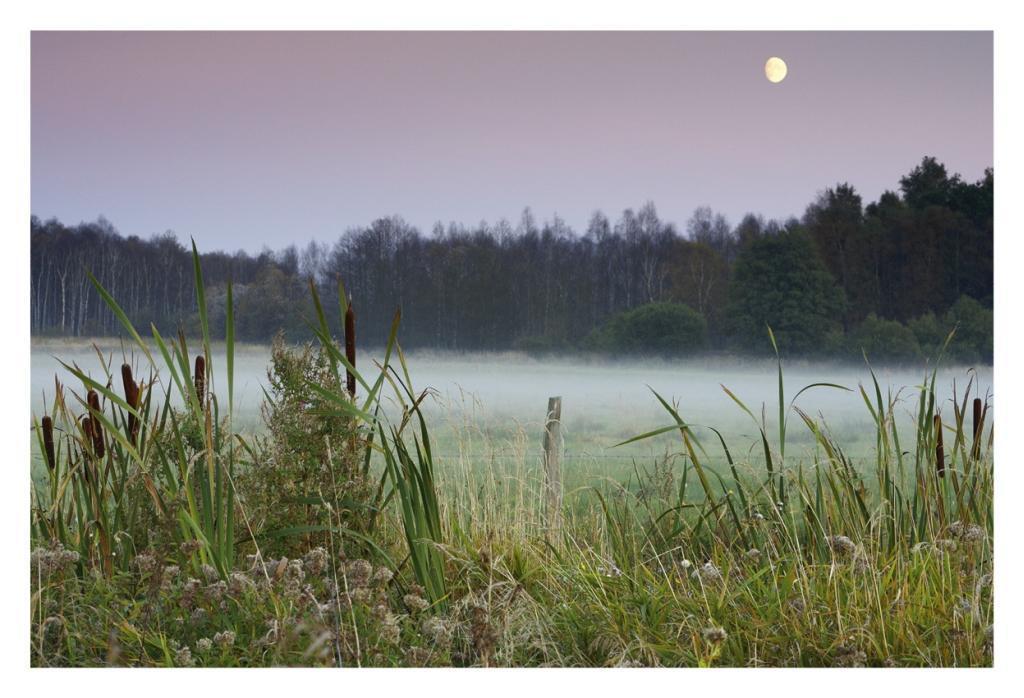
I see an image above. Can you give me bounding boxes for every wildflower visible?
[702,626,728,643]
[345,559,373,588]
[285,559,305,583]
[404,646,431,666]
[161,565,180,591]
[833,644,867,667]
[201,564,219,583]
[41,616,64,644]
[190,607,208,624]
[371,566,394,586]
[751,511,765,522]
[421,617,452,648]
[744,548,762,562]
[204,580,227,604]
[30,543,80,578]
[948,521,986,543]
[131,552,159,576]
[827,535,857,556]
[615,659,644,668]
[196,637,213,652]
[179,540,202,557]
[302,547,329,576]
[227,572,252,596]
[404,593,430,613]
[691,562,723,586]
[934,539,959,553]
[597,561,622,578]
[180,578,202,610]
[378,611,401,644]
[174,645,194,667]
[788,597,807,614]
[351,587,372,604]
[213,630,236,648]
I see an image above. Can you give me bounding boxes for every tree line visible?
[30,156,992,362]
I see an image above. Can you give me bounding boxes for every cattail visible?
[345,298,356,399]
[972,398,983,461]
[934,414,944,478]
[41,416,56,470]
[194,355,206,405]
[87,389,105,458]
[80,417,94,480]
[121,363,140,444]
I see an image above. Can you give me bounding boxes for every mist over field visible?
[31,339,993,481]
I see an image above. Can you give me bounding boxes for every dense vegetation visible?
[30,250,993,667]
[31,156,992,360]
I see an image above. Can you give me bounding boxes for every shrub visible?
[908,296,993,364]
[512,334,571,356]
[944,295,993,363]
[847,314,921,363]
[908,311,946,358]
[586,302,707,356]
[236,333,370,556]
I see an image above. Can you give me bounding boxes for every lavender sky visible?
[31,31,992,252]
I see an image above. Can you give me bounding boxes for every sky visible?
[31,31,992,252]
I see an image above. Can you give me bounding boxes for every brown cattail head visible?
[934,414,944,478]
[121,363,141,444]
[87,389,105,459]
[80,417,93,480]
[41,416,56,470]
[194,355,206,405]
[972,398,983,461]
[344,297,356,399]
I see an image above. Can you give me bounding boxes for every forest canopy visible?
[30,157,992,362]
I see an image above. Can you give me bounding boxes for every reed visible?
[345,297,356,399]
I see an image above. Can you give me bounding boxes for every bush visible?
[236,334,370,556]
[908,311,946,359]
[586,302,707,356]
[944,295,993,363]
[908,296,992,364]
[512,334,571,356]
[847,314,921,363]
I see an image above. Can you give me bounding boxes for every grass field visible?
[29,260,994,668]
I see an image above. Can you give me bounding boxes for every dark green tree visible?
[727,225,845,355]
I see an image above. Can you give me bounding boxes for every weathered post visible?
[543,396,563,540]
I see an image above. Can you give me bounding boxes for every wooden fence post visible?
[543,396,563,539]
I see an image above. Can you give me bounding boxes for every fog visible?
[31,340,993,477]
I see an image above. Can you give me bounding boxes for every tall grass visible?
[30,247,993,667]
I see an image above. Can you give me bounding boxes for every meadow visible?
[29,255,994,668]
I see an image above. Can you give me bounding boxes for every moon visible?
[765,56,788,83]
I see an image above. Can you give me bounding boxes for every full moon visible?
[765,56,788,83]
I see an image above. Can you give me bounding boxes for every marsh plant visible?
[31,245,993,667]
